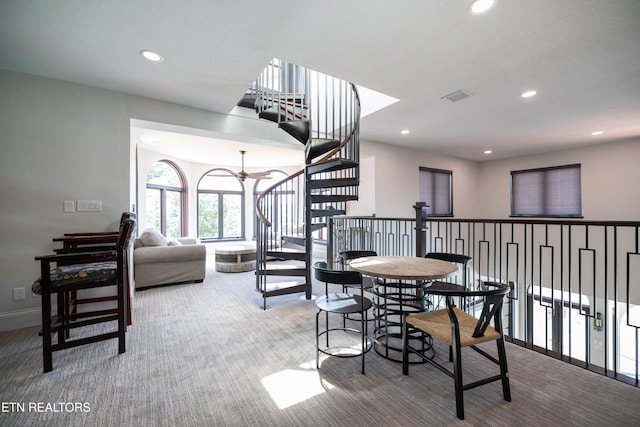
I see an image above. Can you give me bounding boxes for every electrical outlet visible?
[13,287,25,301]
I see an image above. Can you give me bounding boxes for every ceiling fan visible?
[209,150,271,181]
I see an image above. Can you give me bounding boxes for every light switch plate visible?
[63,200,75,213]
[77,200,102,212]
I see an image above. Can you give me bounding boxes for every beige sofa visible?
[133,229,206,289]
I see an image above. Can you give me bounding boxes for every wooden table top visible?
[349,256,458,281]
[214,244,256,255]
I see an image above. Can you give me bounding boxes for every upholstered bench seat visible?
[32,261,117,295]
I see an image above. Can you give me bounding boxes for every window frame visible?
[510,163,583,218]
[145,160,187,237]
[418,166,454,217]
[197,168,246,242]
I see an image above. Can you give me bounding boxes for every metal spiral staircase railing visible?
[237,58,361,309]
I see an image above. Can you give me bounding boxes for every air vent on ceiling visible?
[442,90,473,102]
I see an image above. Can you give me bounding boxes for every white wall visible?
[358,140,480,218]
[1,71,131,329]
[347,155,375,216]
[477,138,640,220]
[355,137,640,222]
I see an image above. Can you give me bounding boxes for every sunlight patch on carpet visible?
[261,368,335,409]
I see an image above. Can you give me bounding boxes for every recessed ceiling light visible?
[401,130,410,134]
[469,0,496,14]
[140,49,163,62]
[521,90,537,98]
[484,150,493,154]
[592,131,603,136]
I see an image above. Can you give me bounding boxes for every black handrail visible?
[328,215,640,387]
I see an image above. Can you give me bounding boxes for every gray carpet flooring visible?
[1,256,639,426]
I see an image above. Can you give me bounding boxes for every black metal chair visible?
[338,250,378,267]
[314,261,373,374]
[424,252,472,309]
[338,250,377,324]
[339,250,377,289]
[424,252,471,287]
[402,281,511,420]
[33,218,136,372]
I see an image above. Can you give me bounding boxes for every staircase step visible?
[310,223,326,232]
[274,225,325,240]
[258,106,283,123]
[306,138,340,162]
[257,92,306,104]
[306,158,359,175]
[237,93,258,109]
[263,264,306,276]
[281,235,305,247]
[311,208,346,218]
[310,194,359,204]
[307,177,359,190]
[279,120,309,145]
[260,281,309,298]
[258,106,292,123]
[266,248,306,261]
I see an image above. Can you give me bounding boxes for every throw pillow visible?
[138,228,167,247]
[167,238,182,246]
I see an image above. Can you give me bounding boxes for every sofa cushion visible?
[134,244,207,264]
[138,228,167,247]
[167,238,182,246]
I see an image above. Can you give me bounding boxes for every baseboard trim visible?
[0,307,43,331]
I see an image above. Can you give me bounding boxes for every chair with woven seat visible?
[33,217,136,372]
[402,281,511,420]
[314,261,373,374]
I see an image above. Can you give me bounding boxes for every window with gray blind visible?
[511,164,582,217]
[419,167,453,216]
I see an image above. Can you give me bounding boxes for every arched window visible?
[198,169,245,241]
[145,160,186,238]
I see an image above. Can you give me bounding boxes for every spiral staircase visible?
[237,58,361,309]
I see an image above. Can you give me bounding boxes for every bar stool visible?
[338,250,377,291]
[338,250,377,325]
[314,261,373,374]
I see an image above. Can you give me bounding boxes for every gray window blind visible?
[511,164,582,217]
[419,167,453,216]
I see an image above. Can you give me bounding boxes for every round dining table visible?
[348,255,459,361]
[348,255,458,281]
